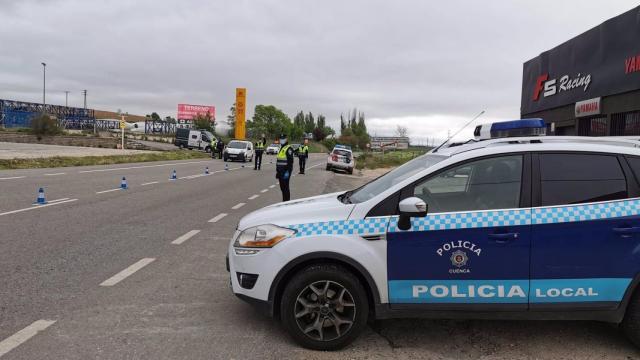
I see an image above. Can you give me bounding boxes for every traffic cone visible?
[205,166,209,175]
[170,169,177,180]
[120,176,128,190]
[34,187,47,205]
[225,164,229,171]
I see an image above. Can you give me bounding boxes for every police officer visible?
[298,138,309,174]
[276,133,294,201]
[211,137,218,159]
[216,137,225,159]
[254,135,266,170]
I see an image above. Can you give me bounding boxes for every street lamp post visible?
[65,90,69,107]
[41,62,46,107]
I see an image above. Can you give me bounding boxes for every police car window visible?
[348,154,447,204]
[413,155,523,213]
[539,153,627,206]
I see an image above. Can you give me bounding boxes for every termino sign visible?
[177,104,216,121]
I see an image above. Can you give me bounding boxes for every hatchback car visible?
[266,143,280,155]
[227,119,640,350]
[223,140,254,162]
[326,146,355,174]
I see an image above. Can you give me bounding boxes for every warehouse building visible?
[521,6,640,136]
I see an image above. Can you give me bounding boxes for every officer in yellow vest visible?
[298,138,309,174]
[254,135,266,170]
[276,133,295,201]
[211,137,218,159]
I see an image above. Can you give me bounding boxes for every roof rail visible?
[445,136,640,156]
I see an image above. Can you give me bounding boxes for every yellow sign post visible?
[120,115,126,150]
[235,88,246,140]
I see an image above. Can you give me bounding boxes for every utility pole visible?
[64,91,69,107]
[82,89,87,109]
[41,62,46,107]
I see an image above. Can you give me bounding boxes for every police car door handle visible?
[613,227,640,235]
[488,232,518,242]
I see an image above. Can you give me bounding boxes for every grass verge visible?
[356,150,426,170]
[0,150,210,170]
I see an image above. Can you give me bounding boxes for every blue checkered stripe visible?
[389,209,531,232]
[289,217,390,237]
[532,199,640,224]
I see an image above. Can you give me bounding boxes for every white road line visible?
[99,258,155,287]
[78,160,210,174]
[44,172,66,176]
[231,202,245,210]
[141,181,159,186]
[260,189,269,193]
[0,199,78,217]
[0,320,56,357]
[208,213,227,223]
[171,230,200,245]
[307,163,322,170]
[96,188,121,194]
[47,198,70,203]
[269,185,276,189]
[248,194,259,200]
[0,176,25,180]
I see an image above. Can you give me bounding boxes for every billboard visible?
[521,6,640,115]
[177,104,215,121]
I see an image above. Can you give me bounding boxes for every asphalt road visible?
[1,154,640,359]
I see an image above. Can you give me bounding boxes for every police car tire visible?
[280,264,369,351]
[622,290,640,346]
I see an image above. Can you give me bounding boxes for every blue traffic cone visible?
[170,169,177,180]
[205,166,209,175]
[120,176,128,190]
[224,164,229,171]
[241,164,245,168]
[34,187,47,205]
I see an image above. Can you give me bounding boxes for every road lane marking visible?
[0,199,78,217]
[44,172,65,176]
[260,189,269,193]
[43,198,70,204]
[307,163,322,170]
[0,176,25,180]
[269,185,275,189]
[96,188,121,194]
[141,181,159,186]
[171,230,200,245]
[232,203,245,210]
[248,195,259,200]
[208,213,227,223]
[100,258,155,286]
[0,320,56,357]
[78,160,210,174]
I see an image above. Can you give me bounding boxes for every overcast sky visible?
[0,0,637,143]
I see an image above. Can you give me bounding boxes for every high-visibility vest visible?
[256,140,265,150]
[299,145,308,155]
[277,144,291,168]
[211,139,217,148]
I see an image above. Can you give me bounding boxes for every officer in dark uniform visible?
[276,133,294,201]
[216,137,225,159]
[298,138,309,174]
[254,135,266,170]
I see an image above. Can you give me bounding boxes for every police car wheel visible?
[622,289,640,346]
[280,264,368,350]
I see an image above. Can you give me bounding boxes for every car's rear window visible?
[333,149,351,156]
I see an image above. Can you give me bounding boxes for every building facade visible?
[521,6,640,136]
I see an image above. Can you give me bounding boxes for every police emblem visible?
[450,250,468,268]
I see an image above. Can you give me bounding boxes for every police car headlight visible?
[234,224,296,248]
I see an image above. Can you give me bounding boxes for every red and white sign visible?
[575,97,601,118]
[177,104,215,121]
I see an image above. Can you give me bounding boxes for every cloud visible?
[0,0,637,142]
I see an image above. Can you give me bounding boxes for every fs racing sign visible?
[521,6,640,115]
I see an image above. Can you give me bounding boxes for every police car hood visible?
[237,192,353,230]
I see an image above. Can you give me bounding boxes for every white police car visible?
[227,119,640,350]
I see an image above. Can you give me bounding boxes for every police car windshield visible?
[228,141,247,149]
[347,154,447,204]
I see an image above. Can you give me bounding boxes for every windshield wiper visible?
[340,190,354,204]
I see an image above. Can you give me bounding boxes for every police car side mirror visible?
[397,197,428,231]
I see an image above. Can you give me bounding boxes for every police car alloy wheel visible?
[280,264,368,350]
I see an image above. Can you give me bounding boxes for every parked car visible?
[326,146,355,174]
[223,140,254,162]
[266,143,280,155]
[174,128,214,153]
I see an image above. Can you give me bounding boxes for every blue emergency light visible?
[474,118,546,140]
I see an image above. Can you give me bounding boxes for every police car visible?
[227,119,640,350]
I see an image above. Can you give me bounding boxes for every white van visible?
[223,140,254,162]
